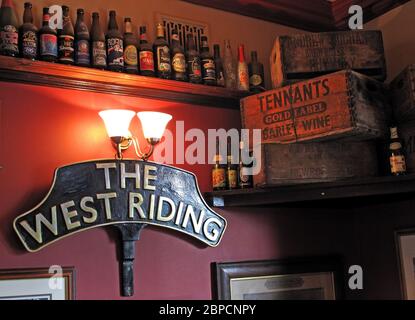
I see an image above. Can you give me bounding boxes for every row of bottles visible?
[0,1,265,92]
[212,138,253,191]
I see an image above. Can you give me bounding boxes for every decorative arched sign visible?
[13,160,227,296]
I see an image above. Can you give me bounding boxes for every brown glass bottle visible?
[58,5,74,65]
[19,2,37,60]
[0,0,19,57]
[248,51,265,93]
[171,29,187,82]
[74,8,90,67]
[212,138,226,191]
[90,12,106,70]
[153,23,171,79]
[39,7,58,62]
[138,26,155,77]
[123,18,138,74]
[106,10,124,72]
[214,44,225,87]
[389,127,407,176]
[185,33,202,84]
[200,36,216,86]
[226,138,238,190]
[238,140,253,189]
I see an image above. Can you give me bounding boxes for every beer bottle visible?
[239,140,253,189]
[249,51,265,93]
[58,5,74,65]
[223,40,236,90]
[389,126,407,176]
[237,44,249,91]
[0,0,19,57]
[74,8,90,67]
[106,10,124,72]
[226,138,238,190]
[19,2,37,60]
[212,138,226,191]
[171,28,187,82]
[214,44,225,87]
[90,12,107,70]
[39,7,58,62]
[123,18,138,74]
[153,22,171,79]
[200,36,216,86]
[138,26,155,77]
[185,33,202,84]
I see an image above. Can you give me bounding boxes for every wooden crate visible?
[270,30,386,88]
[240,70,389,145]
[399,121,415,173]
[390,64,415,123]
[254,141,378,187]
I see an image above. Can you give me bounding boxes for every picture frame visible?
[0,267,76,300]
[395,228,415,300]
[214,256,343,300]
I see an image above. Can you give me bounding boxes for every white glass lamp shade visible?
[99,110,135,138]
[137,112,172,140]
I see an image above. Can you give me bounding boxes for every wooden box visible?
[254,141,378,187]
[390,65,415,123]
[240,70,389,145]
[399,121,415,173]
[270,30,386,88]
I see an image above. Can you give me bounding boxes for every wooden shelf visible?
[205,175,415,207]
[0,55,247,109]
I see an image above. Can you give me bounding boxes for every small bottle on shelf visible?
[248,50,265,93]
[185,33,202,84]
[200,36,216,86]
[239,140,253,189]
[74,8,90,67]
[223,40,237,90]
[171,28,187,82]
[237,44,249,91]
[389,126,407,176]
[0,0,19,57]
[226,138,238,190]
[212,138,227,191]
[58,5,74,65]
[123,18,138,74]
[214,44,225,87]
[153,22,171,79]
[138,26,155,77]
[106,10,124,72]
[91,12,107,70]
[39,7,58,62]
[19,2,37,60]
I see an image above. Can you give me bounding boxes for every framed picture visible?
[0,267,75,300]
[395,228,415,299]
[214,256,343,300]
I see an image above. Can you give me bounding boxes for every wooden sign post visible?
[13,160,227,296]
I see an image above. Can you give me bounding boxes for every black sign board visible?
[13,160,227,252]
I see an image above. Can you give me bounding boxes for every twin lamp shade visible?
[99,110,172,160]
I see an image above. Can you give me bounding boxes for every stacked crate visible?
[241,30,390,186]
[390,65,415,173]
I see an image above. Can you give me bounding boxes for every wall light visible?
[99,109,172,160]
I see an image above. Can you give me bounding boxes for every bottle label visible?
[40,34,58,57]
[0,25,19,54]
[107,38,124,66]
[172,53,186,73]
[124,44,138,67]
[77,25,89,38]
[58,35,74,62]
[227,169,238,189]
[139,51,154,71]
[92,41,107,67]
[212,168,226,189]
[76,39,90,64]
[238,64,250,90]
[390,142,402,150]
[22,31,37,58]
[202,58,216,81]
[188,56,202,79]
[239,168,250,185]
[390,155,406,174]
[250,74,263,86]
[157,46,171,72]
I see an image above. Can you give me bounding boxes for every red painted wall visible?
[1,82,414,299]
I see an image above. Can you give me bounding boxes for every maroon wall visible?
[1,82,414,299]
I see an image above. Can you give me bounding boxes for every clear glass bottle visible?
[223,40,236,90]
